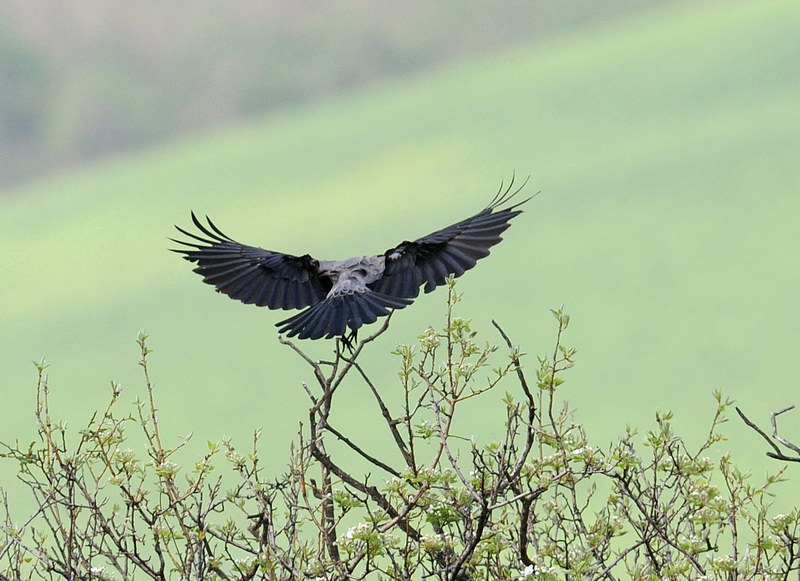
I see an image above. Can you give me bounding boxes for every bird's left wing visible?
[171,212,331,310]
[369,178,530,300]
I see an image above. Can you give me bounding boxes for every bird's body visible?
[318,255,386,290]
[172,178,529,342]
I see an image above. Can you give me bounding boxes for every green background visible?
[1,0,798,497]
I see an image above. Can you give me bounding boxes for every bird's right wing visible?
[171,212,331,310]
[369,177,530,300]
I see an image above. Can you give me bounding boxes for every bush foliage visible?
[2,282,798,580]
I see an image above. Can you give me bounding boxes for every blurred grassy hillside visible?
[0,0,666,187]
[1,0,799,488]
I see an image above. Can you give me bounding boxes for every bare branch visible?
[737,405,800,463]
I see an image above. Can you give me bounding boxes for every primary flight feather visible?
[172,178,529,342]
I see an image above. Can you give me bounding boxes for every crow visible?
[172,178,530,345]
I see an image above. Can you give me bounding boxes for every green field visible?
[2,0,799,496]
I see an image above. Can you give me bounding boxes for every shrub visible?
[2,281,798,579]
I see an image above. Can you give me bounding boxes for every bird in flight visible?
[172,178,530,345]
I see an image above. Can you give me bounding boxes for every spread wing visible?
[369,177,530,300]
[171,212,331,310]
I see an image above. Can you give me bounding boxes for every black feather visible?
[174,177,530,341]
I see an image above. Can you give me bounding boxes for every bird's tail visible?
[276,290,412,340]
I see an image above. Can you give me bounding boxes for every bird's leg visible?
[339,328,358,354]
